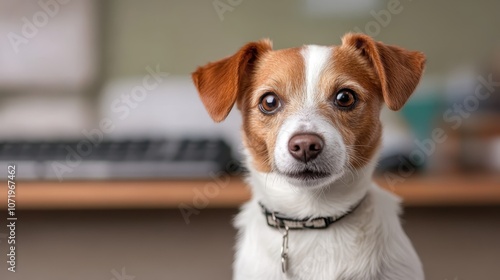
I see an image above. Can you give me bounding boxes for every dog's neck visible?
[245,155,376,219]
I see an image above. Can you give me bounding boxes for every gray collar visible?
[259,197,365,230]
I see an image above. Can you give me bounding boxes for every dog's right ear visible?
[341,33,426,111]
[192,39,273,122]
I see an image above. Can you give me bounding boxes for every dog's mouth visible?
[283,169,330,181]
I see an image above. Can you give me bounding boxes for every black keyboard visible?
[0,139,237,180]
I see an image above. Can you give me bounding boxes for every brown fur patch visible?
[192,34,425,173]
[238,48,306,172]
[192,39,273,122]
[324,46,384,169]
[239,44,382,171]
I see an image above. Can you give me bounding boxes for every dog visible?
[192,33,425,280]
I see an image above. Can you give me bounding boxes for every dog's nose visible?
[288,134,324,163]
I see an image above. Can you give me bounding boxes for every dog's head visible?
[192,33,425,189]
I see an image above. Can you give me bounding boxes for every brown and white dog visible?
[192,33,425,280]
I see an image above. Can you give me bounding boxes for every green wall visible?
[103,0,500,78]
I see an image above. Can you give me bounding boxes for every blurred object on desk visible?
[98,76,244,157]
[434,48,500,174]
[0,138,238,180]
[0,0,101,141]
[375,76,443,175]
[0,0,98,90]
[377,58,500,176]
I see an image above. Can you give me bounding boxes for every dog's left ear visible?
[341,33,426,111]
[192,39,273,122]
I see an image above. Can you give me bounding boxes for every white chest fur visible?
[233,184,423,280]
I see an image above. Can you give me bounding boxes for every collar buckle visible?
[303,217,329,229]
[265,211,330,229]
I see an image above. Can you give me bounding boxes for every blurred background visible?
[0,0,499,279]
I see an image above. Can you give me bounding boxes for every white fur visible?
[301,45,332,107]
[233,161,424,280]
[232,45,423,279]
[273,110,346,189]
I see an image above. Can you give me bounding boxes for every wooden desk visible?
[8,175,500,210]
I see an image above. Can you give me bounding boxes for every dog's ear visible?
[341,33,426,111]
[192,39,273,122]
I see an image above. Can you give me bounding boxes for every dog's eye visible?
[259,92,281,114]
[334,89,356,109]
